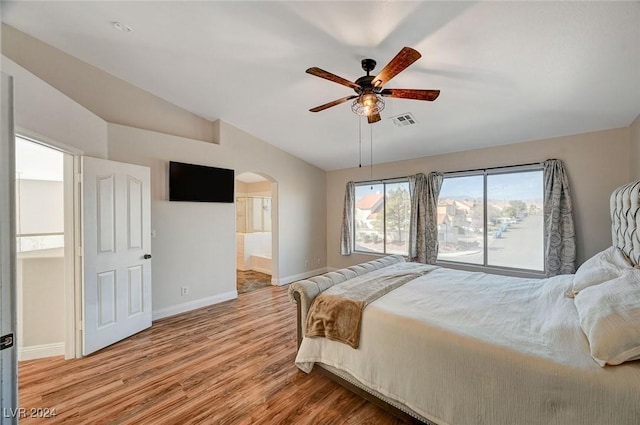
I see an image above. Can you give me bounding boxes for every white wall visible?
[327,127,631,271]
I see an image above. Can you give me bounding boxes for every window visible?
[354,180,411,256]
[15,136,65,253]
[437,166,544,272]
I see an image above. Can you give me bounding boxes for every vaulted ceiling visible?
[2,1,639,170]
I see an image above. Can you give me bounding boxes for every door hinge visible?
[0,333,14,351]
[75,173,82,184]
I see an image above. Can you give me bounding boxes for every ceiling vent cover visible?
[390,113,417,127]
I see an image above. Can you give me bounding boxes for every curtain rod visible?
[442,161,545,175]
[354,175,412,185]
[354,160,549,185]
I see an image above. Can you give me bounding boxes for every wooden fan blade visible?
[380,88,440,101]
[372,47,422,88]
[306,67,361,90]
[367,112,381,124]
[309,95,357,112]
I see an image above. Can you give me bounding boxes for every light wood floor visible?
[18,286,403,424]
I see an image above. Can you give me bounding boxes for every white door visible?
[0,73,18,423]
[82,156,152,355]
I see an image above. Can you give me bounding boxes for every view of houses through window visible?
[352,167,543,271]
[354,180,411,256]
[437,168,544,272]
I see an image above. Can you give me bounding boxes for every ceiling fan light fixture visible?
[351,93,385,117]
[307,47,437,123]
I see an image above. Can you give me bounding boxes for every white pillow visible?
[571,246,630,296]
[574,270,640,366]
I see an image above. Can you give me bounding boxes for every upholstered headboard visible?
[610,181,640,267]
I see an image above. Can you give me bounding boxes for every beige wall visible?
[108,120,327,316]
[247,181,271,194]
[327,127,631,270]
[235,180,272,197]
[630,113,640,180]
[16,180,63,234]
[2,24,216,144]
[1,54,106,359]
[17,250,65,349]
[5,36,327,320]
[1,56,108,157]
[236,181,248,194]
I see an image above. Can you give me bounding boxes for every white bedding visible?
[295,268,640,425]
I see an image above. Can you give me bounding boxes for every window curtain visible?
[425,172,444,264]
[340,181,355,255]
[408,173,427,262]
[409,172,443,264]
[543,159,576,276]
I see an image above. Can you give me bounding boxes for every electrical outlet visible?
[304,260,309,268]
[181,286,188,296]
[317,258,321,265]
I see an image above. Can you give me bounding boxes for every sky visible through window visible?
[440,171,543,201]
[438,169,544,271]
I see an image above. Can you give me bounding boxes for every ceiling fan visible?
[306,47,440,124]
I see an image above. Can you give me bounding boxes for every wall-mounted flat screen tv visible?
[169,161,234,203]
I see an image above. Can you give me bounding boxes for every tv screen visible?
[169,161,234,203]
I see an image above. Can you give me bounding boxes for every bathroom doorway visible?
[235,172,277,294]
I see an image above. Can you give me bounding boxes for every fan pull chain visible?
[358,117,362,168]
[370,124,374,189]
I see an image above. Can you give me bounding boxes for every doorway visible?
[235,172,277,293]
[14,135,72,360]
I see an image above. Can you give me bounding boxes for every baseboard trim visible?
[19,342,65,361]
[250,266,272,275]
[152,290,238,321]
[272,267,328,286]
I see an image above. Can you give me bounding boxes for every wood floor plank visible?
[18,286,403,424]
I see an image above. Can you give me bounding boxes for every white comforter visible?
[295,268,640,425]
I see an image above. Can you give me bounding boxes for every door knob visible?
[144,254,152,260]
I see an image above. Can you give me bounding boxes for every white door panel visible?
[82,156,151,355]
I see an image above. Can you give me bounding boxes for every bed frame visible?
[289,255,434,424]
[291,290,430,425]
[290,180,640,425]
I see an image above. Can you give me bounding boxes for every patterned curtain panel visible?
[408,173,428,262]
[543,159,576,276]
[425,172,444,264]
[340,181,355,255]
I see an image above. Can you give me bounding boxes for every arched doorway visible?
[235,172,278,293]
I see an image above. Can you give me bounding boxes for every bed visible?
[288,181,640,425]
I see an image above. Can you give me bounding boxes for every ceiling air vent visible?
[390,113,417,127]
